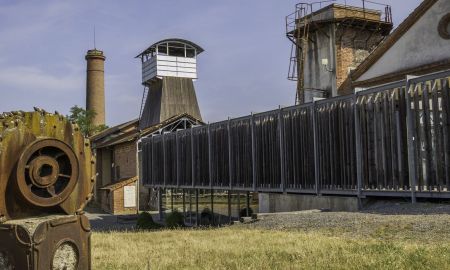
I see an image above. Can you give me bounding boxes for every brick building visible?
[91,114,203,213]
[99,176,137,214]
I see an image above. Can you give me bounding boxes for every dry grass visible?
[92,216,450,270]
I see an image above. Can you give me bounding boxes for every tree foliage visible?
[68,105,108,136]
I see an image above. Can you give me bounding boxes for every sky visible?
[0,0,422,126]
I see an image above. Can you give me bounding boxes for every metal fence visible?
[139,70,450,200]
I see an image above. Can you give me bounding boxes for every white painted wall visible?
[357,0,450,82]
[142,55,197,82]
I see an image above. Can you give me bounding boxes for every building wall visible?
[100,183,138,214]
[302,23,386,100]
[112,183,137,214]
[357,0,450,81]
[335,27,386,94]
[101,148,113,186]
[113,142,137,180]
[95,140,152,213]
[100,190,111,212]
[303,24,336,102]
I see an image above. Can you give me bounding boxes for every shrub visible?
[240,207,253,217]
[200,208,213,225]
[136,212,162,230]
[166,210,185,228]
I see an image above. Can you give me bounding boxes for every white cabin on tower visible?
[137,38,204,84]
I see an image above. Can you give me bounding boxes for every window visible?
[186,48,196,58]
[157,44,168,55]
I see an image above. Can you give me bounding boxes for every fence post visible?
[195,189,199,226]
[158,188,163,221]
[191,128,195,188]
[312,102,320,195]
[228,118,233,189]
[176,131,179,187]
[251,113,257,191]
[208,123,212,188]
[405,80,418,203]
[278,106,286,193]
[162,132,166,187]
[354,95,363,203]
[151,136,154,187]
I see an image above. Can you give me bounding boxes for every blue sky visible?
[0,0,422,126]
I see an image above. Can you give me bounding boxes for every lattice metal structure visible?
[140,70,450,201]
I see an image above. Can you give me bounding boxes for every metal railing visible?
[139,70,450,200]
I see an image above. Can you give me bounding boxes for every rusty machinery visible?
[0,109,95,270]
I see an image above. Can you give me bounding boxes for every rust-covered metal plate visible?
[0,110,95,222]
[0,214,91,270]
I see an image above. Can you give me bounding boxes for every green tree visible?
[68,105,108,136]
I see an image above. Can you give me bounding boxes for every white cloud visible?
[0,66,82,93]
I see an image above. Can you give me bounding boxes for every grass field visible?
[92,211,450,270]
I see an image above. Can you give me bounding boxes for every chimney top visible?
[85,49,105,60]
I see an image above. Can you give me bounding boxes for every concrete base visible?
[258,193,360,213]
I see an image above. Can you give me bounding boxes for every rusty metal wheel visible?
[16,139,79,207]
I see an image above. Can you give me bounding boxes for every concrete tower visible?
[85,49,106,126]
[136,38,203,129]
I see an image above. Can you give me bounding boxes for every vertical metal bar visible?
[189,190,193,224]
[354,95,363,199]
[312,103,320,195]
[246,191,250,217]
[136,140,141,215]
[227,190,232,224]
[422,83,433,190]
[162,133,166,187]
[170,188,174,211]
[158,188,163,221]
[442,80,450,189]
[176,132,180,187]
[208,124,212,188]
[251,113,257,191]
[237,191,241,219]
[182,189,186,217]
[405,80,417,203]
[191,128,195,188]
[431,81,441,189]
[228,118,233,189]
[210,190,214,226]
[278,106,285,192]
[151,136,154,186]
[195,189,199,226]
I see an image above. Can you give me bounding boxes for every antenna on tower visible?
[93,25,96,49]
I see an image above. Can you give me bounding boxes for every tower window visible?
[168,46,185,57]
[186,48,196,58]
[157,44,168,55]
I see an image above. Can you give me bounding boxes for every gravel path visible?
[84,207,137,231]
[239,201,450,243]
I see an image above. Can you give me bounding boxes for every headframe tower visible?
[137,38,203,129]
